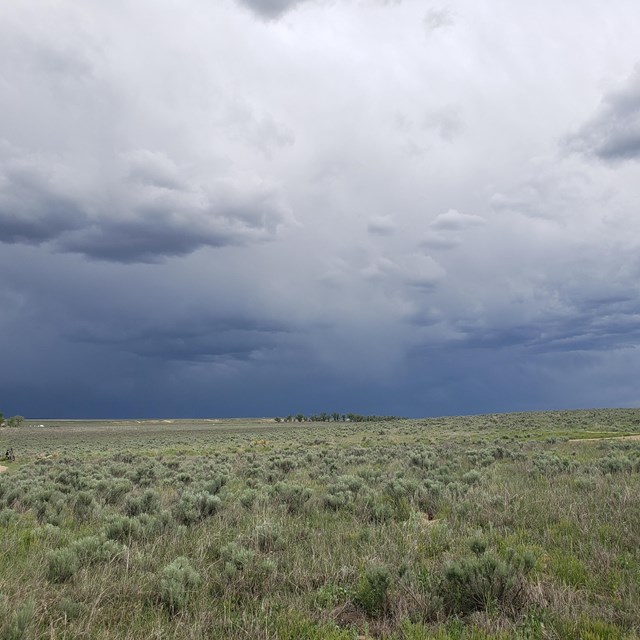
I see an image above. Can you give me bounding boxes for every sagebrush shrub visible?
[72,491,96,521]
[56,597,87,622]
[440,549,535,615]
[271,482,311,514]
[0,508,18,527]
[46,548,79,583]
[71,535,124,565]
[173,491,221,525]
[203,474,228,495]
[254,522,282,552]
[96,478,133,505]
[157,557,201,613]
[103,514,143,542]
[0,597,35,640]
[239,488,257,509]
[463,470,481,485]
[123,489,161,516]
[354,564,391,618]
[220,541,255,579]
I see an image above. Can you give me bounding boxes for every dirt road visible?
[570,434,640,443]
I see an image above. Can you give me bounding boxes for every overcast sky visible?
[2,0,640,418]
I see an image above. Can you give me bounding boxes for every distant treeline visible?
[274,413,401,423]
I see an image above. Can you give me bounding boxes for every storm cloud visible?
[2,0,640,418]
[236,0,313,20]
[0,149,292,262]
[567,65,640,162]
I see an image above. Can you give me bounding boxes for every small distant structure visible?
[4,447,15,462]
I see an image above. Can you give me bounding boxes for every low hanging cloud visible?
[3,0,640,418]
[0,148,292,263]
[0,160,86,244]
[367,214,396,236]
[73,313,293,363]
[236,0,313,20]
[566,65,640,162]
[448,295,640,355]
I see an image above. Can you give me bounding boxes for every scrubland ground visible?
[1,409,640,639]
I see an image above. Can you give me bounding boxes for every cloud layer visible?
[567,65,640,161]
[2,0,640,417]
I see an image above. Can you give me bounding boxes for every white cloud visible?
[430,209,485,231]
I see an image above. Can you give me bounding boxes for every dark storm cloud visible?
[57,196,287,263]
[0,153,86,243]
[236,0,312,19]
[566,65,640,162]
[442,295,640,355]
[73,315,292,362]
[3,0,640,419]
[0,148,291,263]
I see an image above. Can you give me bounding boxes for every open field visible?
[2,409,640,639]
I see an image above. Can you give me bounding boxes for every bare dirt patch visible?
[570,434,640,443]
[0,465,8,473]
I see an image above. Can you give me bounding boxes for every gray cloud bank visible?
[567,65,640,162]
[2,0,640,417]
[0,145,291,263]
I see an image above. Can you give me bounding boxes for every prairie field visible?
[1,409,640,639]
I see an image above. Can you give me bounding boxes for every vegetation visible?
[1,409,640,638]
[276,413,402,423]
[0,412,24,430]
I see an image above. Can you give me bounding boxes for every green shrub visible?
[463,470,481,485]
[323,491,350,511]
[203,474,228,495]
[599,456,634,474]
[254,522,283,552]
[532,453,576,475]
[220,541,255,579]
[46,548,79,583]
[70,535,124,566]
[239,488,257,509]
[361,493,394,523]
[0,508,18,527]
[314,584,351,610]
[56,597,87,621]
[439,549,534,615]
[353,564,391,618]
[173,491,221,525]
[1,598,36,640]
[271,482,311,514]
[469,535,488,556]
[96,478,133,505]
[103,514,143,542]
[72,491,96,521]
[157,557,201,613]
[123,489,161,516]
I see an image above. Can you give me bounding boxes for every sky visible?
[1,0,640,418]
